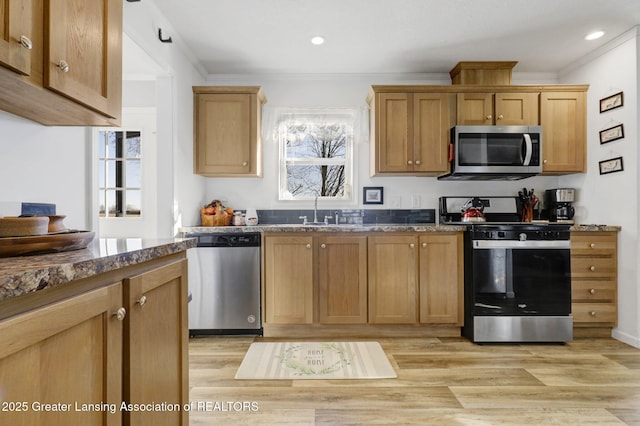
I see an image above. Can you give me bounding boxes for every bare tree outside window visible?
[279,115,353,200]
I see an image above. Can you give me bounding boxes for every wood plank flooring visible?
[188,336,640,425]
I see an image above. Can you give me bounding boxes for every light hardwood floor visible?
[189,335,640,425]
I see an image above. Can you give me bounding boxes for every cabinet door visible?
[540,91,586,173]
[419,233,463,325]
[456,93,493,125]
[264,235,314,324]
[0,283,123,426]
[318,235,368,324]
[194,91,262,176]
[413,93,451,174]
[124,259,189,426]
[0,0,32,75]
[44,0,122,118]
[376,92,411,172]
[494,92,539,125]
[368,235,418,324]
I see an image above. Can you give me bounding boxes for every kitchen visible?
[0,0,640,425]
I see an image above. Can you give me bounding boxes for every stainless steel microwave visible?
[438,125,542,180]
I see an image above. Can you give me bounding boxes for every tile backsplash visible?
[251,209,435,225]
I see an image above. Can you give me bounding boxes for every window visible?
[97,130,142,217]
[278,112,354,200]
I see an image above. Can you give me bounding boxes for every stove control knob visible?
[519,233,527,241]
[484,231,492,239]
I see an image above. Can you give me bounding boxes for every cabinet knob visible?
[306,244,311,249]
[320,243,326,249]
[486,115,492,120]
[136,295,147,307]
[18,35,33,50]
[590,265,596,272]
[590,311,597,317]
[409,243,415,248]
[415,160,421,165]
[58,60,70,73]
[114,307,126,321]
[590,243,596,248]
[242,161,248,166]
[543,159,548,164]
[589,288,596,295]
[421,242,427,248]
[497,114,504,120]
[407,160,413,165]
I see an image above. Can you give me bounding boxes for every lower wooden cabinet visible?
[0,283,124,426]
[264,235,314,324]
[0,253,189,425]
[263,232,463,330]
[368,235,418,324]
[124,259,189,426]
[570,231,618,328]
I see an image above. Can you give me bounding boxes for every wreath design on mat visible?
[278,343,351,376]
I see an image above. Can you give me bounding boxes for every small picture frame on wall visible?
[363,187,384,205]
[599,156,624,175]
[599,91,624,113]
[599,124,624,144]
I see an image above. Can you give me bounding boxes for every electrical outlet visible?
[411,195,420,208]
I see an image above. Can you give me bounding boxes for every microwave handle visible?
[522,134,533,166]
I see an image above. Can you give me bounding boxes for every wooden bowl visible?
[0,216,50,237]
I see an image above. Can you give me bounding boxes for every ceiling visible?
[141,0,640,76]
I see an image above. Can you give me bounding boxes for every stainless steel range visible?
[440,196,573,343]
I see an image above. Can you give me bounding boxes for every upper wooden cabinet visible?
[0,0,122,125]
[193,86,266,177]
[0,0,33,76]
[369,88,453,176]
[456,92,539,125]
[540,90,587,174]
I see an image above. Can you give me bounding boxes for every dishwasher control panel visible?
[193,232,261,247]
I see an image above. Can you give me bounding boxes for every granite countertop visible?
[181,224,467,234]
[0,237,196,302]
[569,224,621,232]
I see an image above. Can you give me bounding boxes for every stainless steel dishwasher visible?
[186,232,262,335]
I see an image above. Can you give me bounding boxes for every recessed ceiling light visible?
[585,31,605,41]
[311,36,325,46]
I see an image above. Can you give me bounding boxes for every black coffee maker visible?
[544,188,575,222]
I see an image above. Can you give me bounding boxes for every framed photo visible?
[600,91,624,113]
[363,186,384,205]
[599,156,624,175]
[599,124,624,144]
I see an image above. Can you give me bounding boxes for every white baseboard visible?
[612,328,640,348]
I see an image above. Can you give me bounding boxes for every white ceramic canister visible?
[245,208,258,226]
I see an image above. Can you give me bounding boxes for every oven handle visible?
[522,133,533,166]
[473,240,570,249]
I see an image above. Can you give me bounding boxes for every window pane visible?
[125,190,141,216]
[106,190,117,217]
[286,165,345,197]
[98,190,106,217]
[98,160,105,188]
[98,131,106,158]
[106,131,117,157]
[106,160,117,187]
[126,159,141,187]
[126,131,141,158]
[284,126,347,159]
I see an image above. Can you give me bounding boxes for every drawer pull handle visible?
[415,160,421,165]
[320,244,326,249]
[114,307,126,321]
[590,311,597,317]
[306,244,311,249]
[497,114,504,120]
[242,161,248,166]
[486,115,492,120]
[589,288,596,295]
[58,60,70,73]
[407,160,413,165]
[590,265,596,272]
[590,243,596,248]
[409,243,415,249]
[421,242,427,248]
[136,295,147,307]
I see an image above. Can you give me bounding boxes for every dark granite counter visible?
[181,224,467,235]
[0,238,196,302]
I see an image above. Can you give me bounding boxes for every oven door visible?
[472,240,571,316]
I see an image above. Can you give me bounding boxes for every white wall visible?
[196,73,561,220]
[560,27,640,347]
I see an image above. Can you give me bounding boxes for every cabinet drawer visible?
[571,257,616,277]
[571,233,616,254]
[572,303,617,324]
[572,280,616,302]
